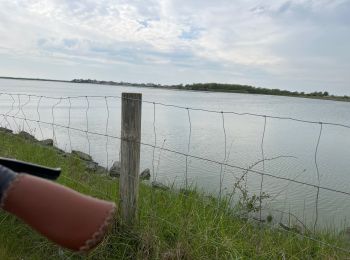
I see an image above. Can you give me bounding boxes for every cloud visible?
[0,0,349,94]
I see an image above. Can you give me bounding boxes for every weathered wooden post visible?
[119,93,142,227]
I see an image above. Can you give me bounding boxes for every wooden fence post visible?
[119,93,142,227]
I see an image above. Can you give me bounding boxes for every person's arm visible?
[0,164,116,252]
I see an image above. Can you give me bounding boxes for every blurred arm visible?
[0,165,116,252]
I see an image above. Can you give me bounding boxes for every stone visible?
[18,131,36,141]
[40,139,54,146]
[152,181,169,191]
[279,222,291,231]
[0,127,12,134]
[346,227,350,235]
[86,161,98,171]
[84,161,107,174]
[109,161,121,177]
[96,165,108,174]
[61,153,69,158]
[291,224,302,234]
[140,168,151,180]
[53,147,66,155]
[71,150,92,161]
[340,227,350,242]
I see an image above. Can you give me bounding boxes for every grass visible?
[0,130,349,259]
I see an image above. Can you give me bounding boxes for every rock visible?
[18,131,36,141]
[40,139,54,146]
[96,165,108,174]
[340,227,350,242]
[345,227,350,234]
[0,127,12,134]
[86,161,98,171]
[140,168,151,180]
[152,181,169,191]
[85,161,107,174]
[109,161,121,177]
[71,150,92,161]
[53,146,66,155]
[279,223,302,234]
[279,222,291,231]
[291,224,302,234]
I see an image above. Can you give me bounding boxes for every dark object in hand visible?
[0,161,116,252]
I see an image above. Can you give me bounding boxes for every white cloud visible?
[0,0,349,94]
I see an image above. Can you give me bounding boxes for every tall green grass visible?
[0,131,348,259]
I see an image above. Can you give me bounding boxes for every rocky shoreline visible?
[0,127,151,181]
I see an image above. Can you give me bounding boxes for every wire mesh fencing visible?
[0,92,350,254]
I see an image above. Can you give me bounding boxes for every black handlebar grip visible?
[0,157,61,180]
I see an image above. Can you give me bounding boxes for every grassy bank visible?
[0,131,348,259]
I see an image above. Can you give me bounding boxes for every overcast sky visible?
[0,0,349,95]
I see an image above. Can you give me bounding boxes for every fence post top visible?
[122,92,142,97]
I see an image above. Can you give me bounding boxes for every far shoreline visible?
[1,76,349,103]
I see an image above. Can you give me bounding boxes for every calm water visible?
[1,78,350,229]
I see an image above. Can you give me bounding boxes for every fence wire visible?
[0,92,349,255]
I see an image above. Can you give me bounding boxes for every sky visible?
[0,0,349,95]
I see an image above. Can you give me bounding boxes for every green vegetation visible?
[71,79,350,102]
[0,130,349,259]
[186,83,333,98]
[1,76,349,102]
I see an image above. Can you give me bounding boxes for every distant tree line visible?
[71,79,349,101]
[71,79,161,88]
[185,83,334,97]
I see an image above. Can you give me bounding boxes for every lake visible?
[1,78,350,229]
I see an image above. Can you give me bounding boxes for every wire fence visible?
[0,92,350,254]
